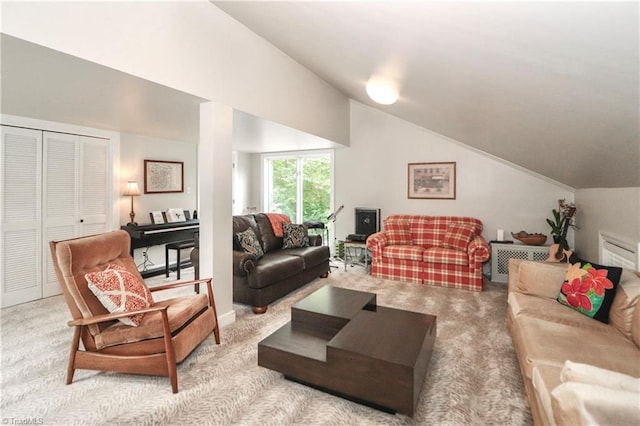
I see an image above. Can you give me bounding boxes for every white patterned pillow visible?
[85,264,153,326]
[282,223,309,249]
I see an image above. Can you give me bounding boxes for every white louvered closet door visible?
[42,132,110,298]
[1,127,43,307]
[42,132,79,298]
[79,136,109,236]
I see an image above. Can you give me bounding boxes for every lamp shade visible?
[123,181,141,196]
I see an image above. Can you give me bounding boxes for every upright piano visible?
[120,220,199,276]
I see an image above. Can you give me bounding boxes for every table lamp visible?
[123,181,141,225]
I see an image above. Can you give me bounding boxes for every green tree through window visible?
[267,153,331,223]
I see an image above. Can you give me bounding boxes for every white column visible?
[199,102,235,326]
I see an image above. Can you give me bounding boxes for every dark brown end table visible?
[258,286,437,416]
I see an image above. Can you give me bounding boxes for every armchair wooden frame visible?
[50,231,220,394]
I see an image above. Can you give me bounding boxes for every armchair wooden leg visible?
[205,279,221,344]
[66,325,82,385]
[213,324,221,344]
[160,310,178,393]
[252,306,268,314]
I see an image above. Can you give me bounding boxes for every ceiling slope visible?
[215,1,639,188]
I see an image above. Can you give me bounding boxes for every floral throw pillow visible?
[282,223,309,249]
[557,260,622,323]
[236,227,264,258]
[85,264,153,327]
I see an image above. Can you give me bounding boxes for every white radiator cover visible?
[599,232,639,271]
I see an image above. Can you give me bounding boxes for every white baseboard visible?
[218,309,236,328]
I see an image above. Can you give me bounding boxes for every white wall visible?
[574,188,640,262]
[119,133,198,268]
[120,133,198,225]
[232,151,254,214]
[1,1,350,146]
[334,102,575,247]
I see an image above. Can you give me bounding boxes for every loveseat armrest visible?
[366,231,388,259]
[468,234,490,263]
[233,250,257,276]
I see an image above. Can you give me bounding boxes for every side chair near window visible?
[49,230,220,393]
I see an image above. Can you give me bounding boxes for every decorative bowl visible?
[511,232,547,246]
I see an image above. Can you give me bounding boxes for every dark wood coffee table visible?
[258,286,437,416]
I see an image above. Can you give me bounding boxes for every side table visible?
[490,242,550,283]
[343,240,370,273]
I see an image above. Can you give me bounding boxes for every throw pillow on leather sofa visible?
[232,213,330,314]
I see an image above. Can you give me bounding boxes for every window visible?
[263,151,333,224]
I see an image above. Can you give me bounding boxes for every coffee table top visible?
[293,286,376,320]
[329,306,436,367]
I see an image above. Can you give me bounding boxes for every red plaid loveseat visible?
[366,215,490,291]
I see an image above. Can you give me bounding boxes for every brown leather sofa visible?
[233,213,330,314]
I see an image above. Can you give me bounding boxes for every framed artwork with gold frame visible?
[408,162,456,199]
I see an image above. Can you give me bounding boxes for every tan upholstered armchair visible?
[49,230,220,393]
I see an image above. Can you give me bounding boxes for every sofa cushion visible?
[265,213,291,238]
[509,292,611,334]
[284,245,330,269]
[383,219,412,245]
[557,261,622,324]
[255,213,283,252]
[441,222,476,251]
[423,247,468,266]
[383,245,424,262]
[511,315,640,380]
[409,217,437,248]
[609,269,640,340]
[233,215,260,250]
[282,223,309,249]
[248,252,304,289]
[236,227,264,259]
[515,260,568,299]
[94,293,209,350]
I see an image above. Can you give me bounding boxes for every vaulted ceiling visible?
[215,1,639,189]
[2,2,637,189]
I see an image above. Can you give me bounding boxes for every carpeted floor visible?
[0,264,532,425]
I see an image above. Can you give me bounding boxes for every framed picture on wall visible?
[144,160,184,193]
[408,162,456,199]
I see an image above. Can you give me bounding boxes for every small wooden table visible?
[343,240,370,272]
[258,286,437,416]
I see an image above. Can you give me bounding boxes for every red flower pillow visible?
[85,264,154,326]
[557,260,622,323]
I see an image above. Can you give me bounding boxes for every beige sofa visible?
[507,259,640,425]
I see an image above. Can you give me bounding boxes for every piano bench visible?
[165,240,196,280]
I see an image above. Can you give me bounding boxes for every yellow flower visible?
[566,262,587,282]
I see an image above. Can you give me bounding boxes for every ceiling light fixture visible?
[366,77,398,105]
